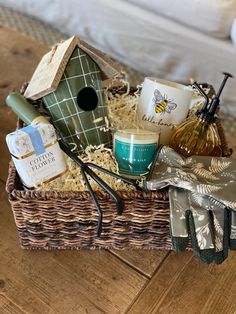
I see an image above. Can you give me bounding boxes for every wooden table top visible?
[0,26,236,314]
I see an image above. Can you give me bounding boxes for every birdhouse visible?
[24,36,123,152]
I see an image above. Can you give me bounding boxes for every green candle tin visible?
[113,129,159,178]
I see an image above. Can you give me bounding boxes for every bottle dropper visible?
[197,72,233,123]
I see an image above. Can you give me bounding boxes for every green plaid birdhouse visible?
[24,36,123,152]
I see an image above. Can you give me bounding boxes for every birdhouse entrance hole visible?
[77,87,98,111]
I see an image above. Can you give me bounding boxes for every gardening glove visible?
[169,187,230,264]
[144,146,236,264]
[230,211,236,250]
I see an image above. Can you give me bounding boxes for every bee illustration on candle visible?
[153,89,177,115]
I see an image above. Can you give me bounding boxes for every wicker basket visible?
[5,86,232,250]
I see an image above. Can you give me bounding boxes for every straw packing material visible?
[104,85,140,130]
[39,144,135,192]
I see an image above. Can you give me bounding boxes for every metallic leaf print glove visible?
[169,188,229,264]
[144,146,236,264]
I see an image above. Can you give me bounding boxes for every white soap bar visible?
[6,122,67,188]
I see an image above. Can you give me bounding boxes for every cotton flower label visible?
[6,123,67,188]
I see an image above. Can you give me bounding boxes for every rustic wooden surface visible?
[0,26,236,314]
[0,25,48,182]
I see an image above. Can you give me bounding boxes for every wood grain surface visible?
[1,26,236,314]
[127,251,236,314]
[0,26,47,182]
[24,36,79,100]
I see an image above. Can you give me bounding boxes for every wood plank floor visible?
[0,26,236,314]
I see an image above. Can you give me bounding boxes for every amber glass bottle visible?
[169,73,233,157]
[169,115,222,157]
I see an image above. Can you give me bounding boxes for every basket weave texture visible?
[5,87,232,250]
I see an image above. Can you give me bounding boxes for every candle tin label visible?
[114,138,157,176]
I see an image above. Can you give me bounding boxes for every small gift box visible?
[6,122,67,188]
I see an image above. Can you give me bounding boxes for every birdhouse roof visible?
[24,36,124,100]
